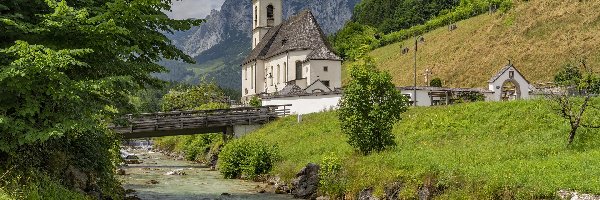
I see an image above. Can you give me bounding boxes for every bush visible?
[338,56,408,154]
[430,78,443,87]
[218,140,279,179]
[183,134,221,161]
[249,96,262,107]
[319,153,346,198]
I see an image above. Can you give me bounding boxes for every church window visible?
[270,66,274,86]
[323,66,328,72]
[244,66,247,80]
[266,4,274,26]
[251,65,254,89]
[295,61,303,80]
[254,6,257,27]
[283,62,287,82]
[277,64,281,84]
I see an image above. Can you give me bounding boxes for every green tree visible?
[161,81,229,111]
[550,61,600,144]
[330,22,380,61]
[338,56,408,154]
[430,78,443,87]
[0,0,202,197]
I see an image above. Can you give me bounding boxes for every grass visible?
[352,1,600,88]
[238,100,600,198]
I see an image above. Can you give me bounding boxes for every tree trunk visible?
[568,127,577,144]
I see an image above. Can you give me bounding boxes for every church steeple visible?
[252,0,282,49]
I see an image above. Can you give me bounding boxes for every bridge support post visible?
[222,126,234,143]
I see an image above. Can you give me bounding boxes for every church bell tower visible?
[252,0,282,49]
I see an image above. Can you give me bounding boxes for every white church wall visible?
[262,94,342,115]
[309,60,342,89]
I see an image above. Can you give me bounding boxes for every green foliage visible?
[0,0,201,197]
[249,96,262,107]
[183,134,221,162]
[353,0,459,34]
[2,174,88,200]
[554,63,582,87]
[330,22,380,61]
[241,100,600,198]
[455,91,485,103]
[430,78,443,87]
[319,153,346,198]
[161,81,229,111]
[218,140,279,179]
[338,56,408,154]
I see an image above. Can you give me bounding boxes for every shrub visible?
[430,78,443,87]
[183,134,221,161]
[319,153,346,198]
[338,56,408,154]
[249,96,262,107]
[218,140,279,179]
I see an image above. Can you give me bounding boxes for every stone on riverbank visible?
[291,163,320,199]
[358,187,379,200]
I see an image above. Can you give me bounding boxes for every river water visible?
[120,146,292,200]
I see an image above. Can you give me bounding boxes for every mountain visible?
[161,0,361,89]
[361,1,600,88]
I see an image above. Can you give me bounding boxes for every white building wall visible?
[400,90,432,106]
[309,60,342,89]
[262,94,342,115]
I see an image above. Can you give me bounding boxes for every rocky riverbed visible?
[119,147,293,200]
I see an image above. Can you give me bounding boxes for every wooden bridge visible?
[111,105,291,139]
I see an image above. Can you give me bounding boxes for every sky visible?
[166,0,226,19]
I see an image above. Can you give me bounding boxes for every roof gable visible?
[243,10,341,65]
[488,64,530,84]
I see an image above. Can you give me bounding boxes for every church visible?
[241,0,343,101]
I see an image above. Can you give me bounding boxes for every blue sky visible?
[166,0,226,19]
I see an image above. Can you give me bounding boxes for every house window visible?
[277,64,281,84]
[322,80,330,88]
[295,61,303,80]
[323,66,328,72]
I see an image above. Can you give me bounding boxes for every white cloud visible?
[166,0,226,19]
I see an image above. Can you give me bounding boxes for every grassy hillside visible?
[239,100,600,198]
[363,1,600,88]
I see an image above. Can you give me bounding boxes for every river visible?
[120,145,293,200]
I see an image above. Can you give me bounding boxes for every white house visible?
[241,0,343,102]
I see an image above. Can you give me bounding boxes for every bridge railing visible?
[111,104,291,134]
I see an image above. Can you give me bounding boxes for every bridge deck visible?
[111,105,290,139]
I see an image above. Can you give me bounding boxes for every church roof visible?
[488,64,530,84]
[243,10,342,65]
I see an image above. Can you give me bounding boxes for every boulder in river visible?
[165,169,187,176]
[125,155,140,160]
[117,168,127,175]
[146,180,159,185]
[291,163,320,199]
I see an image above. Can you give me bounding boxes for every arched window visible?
[270,66,274,86]
[266,4,274,26]
[250,65,254,89]
[254,6,257,27]
[283,62,287,82]
[266,5,274,19]
[277,64,281,84]
[295,61,302,80]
